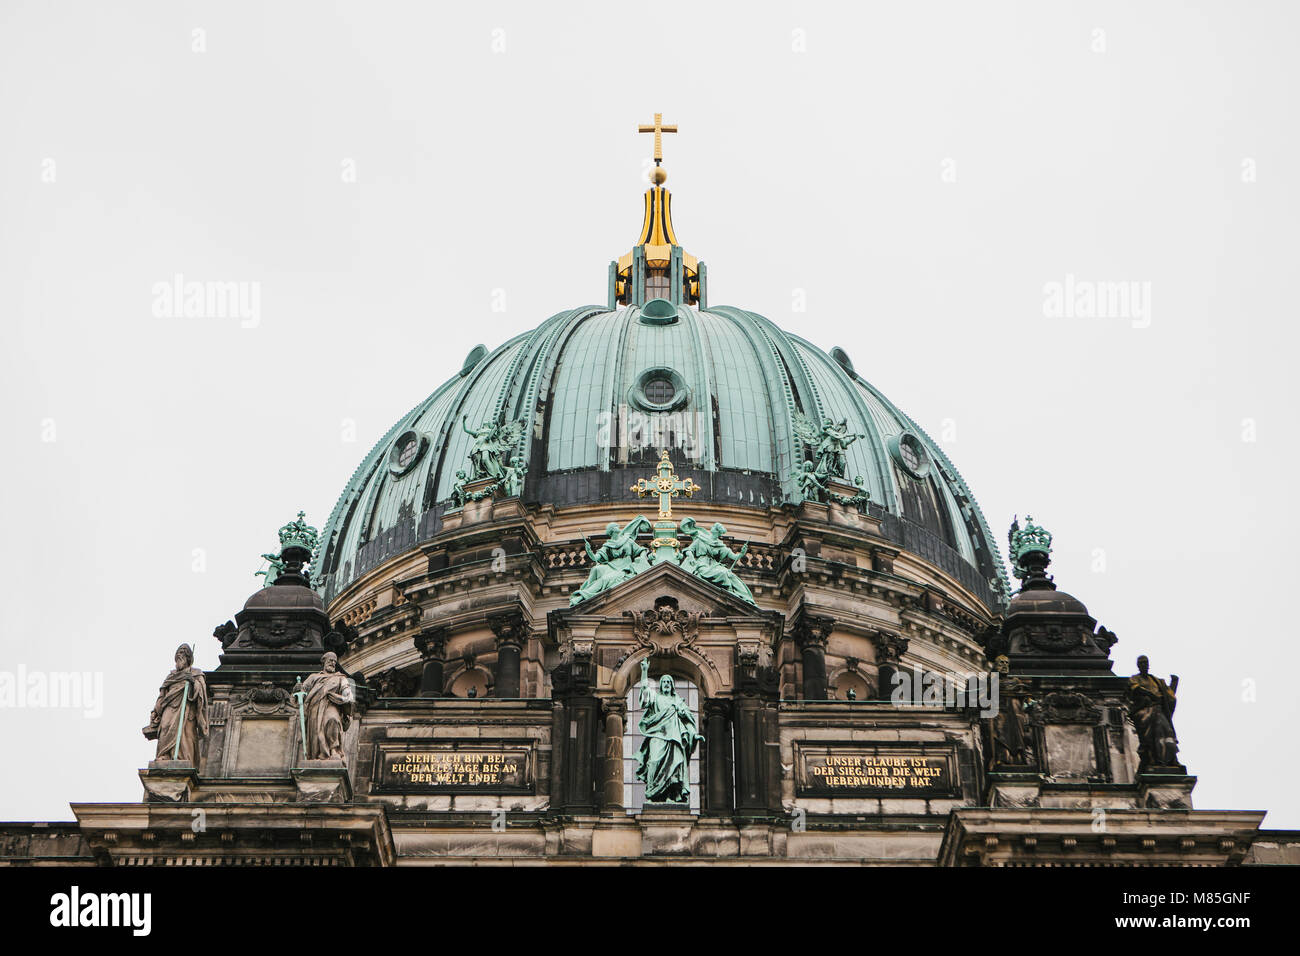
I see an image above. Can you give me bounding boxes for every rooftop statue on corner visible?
[791,415,870,507]
[1129,654,1181,772]
[295,651,355,763]
[143,644,208,764]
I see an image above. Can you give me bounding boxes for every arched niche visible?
[610,647,721,700]
[447,664,492,699]
[829,666,876,701]
[621,671,702,814]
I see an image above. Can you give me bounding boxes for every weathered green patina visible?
[461,416,527,483]
[793,412,866,481]
[444,417,530,507]
[1008,515,1053,582]
[314,305,1010,605]
[569,516,653,606]
[278,511,318,552]
[256,552,287,587]
[675,517,754,603]
[567,513,756,606]
[257,511,317,586]
[635,659,702,804]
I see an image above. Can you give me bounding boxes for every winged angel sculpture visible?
[462,416,528,483]
[793,412,864,481]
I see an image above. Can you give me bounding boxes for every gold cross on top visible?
[637,113,678,165]
[630,450,697,520]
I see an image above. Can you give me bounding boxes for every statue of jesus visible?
[634,659,702,803]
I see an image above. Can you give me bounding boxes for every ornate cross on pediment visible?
[630,450,697,520]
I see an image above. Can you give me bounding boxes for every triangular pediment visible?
[555,561,768,621]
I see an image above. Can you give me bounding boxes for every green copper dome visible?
[315,301,1008,604]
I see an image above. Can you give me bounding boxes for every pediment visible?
[546,563,783,697]
[552,561,773,624]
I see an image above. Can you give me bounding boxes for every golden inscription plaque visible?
[375,742,533,793]
[795,744,958,797]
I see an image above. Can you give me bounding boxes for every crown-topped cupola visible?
[609,113,706,309]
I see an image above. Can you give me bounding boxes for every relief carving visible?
[626,596,702,658]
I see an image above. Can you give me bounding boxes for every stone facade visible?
[1,489,1292,866]
[0,136,1288,868]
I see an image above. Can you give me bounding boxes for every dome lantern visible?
[610,113,706,309]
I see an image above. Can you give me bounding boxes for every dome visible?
[314,301,1008,605]
[1005,584,1090,618]
[242,580,324,613]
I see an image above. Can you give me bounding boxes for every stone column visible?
[733,643,782,816]
[488,611,528,699]
[549,641,598,814]
[414,627,448,698]
[795,615,833,700]
[601,699,626,813]
[704,699,733,814]
[549,699,566,810]
[732,698,765,814]
[871,631,910,702]
[565,695,599,813]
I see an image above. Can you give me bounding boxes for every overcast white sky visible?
[2,1,1297,828]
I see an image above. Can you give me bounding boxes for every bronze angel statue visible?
[677,517,755,604]
[569,515,653,606]
[461,416,528,482]
[793,412,864,481]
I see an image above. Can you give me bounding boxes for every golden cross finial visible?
[637,113,678,165]
[630,450,697,520]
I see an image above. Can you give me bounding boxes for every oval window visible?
[388,430,428,477]
[887,431,931,480]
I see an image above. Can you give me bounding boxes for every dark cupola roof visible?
[983,517,1118,675]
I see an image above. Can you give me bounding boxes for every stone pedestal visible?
[140,761,199,803]
[292,760,353,804]
[822,478,878,529]
[591,819,641,858]
[443,478,503,527]
[637,803,695,856]
[1138,772,1196,810]
[985,772,1042,809]
[823,477,862,499]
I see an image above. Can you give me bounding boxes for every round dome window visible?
[888,431,931,480]
[643,377,676,405]
[388,430,428,477]
[630,367,689,412]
